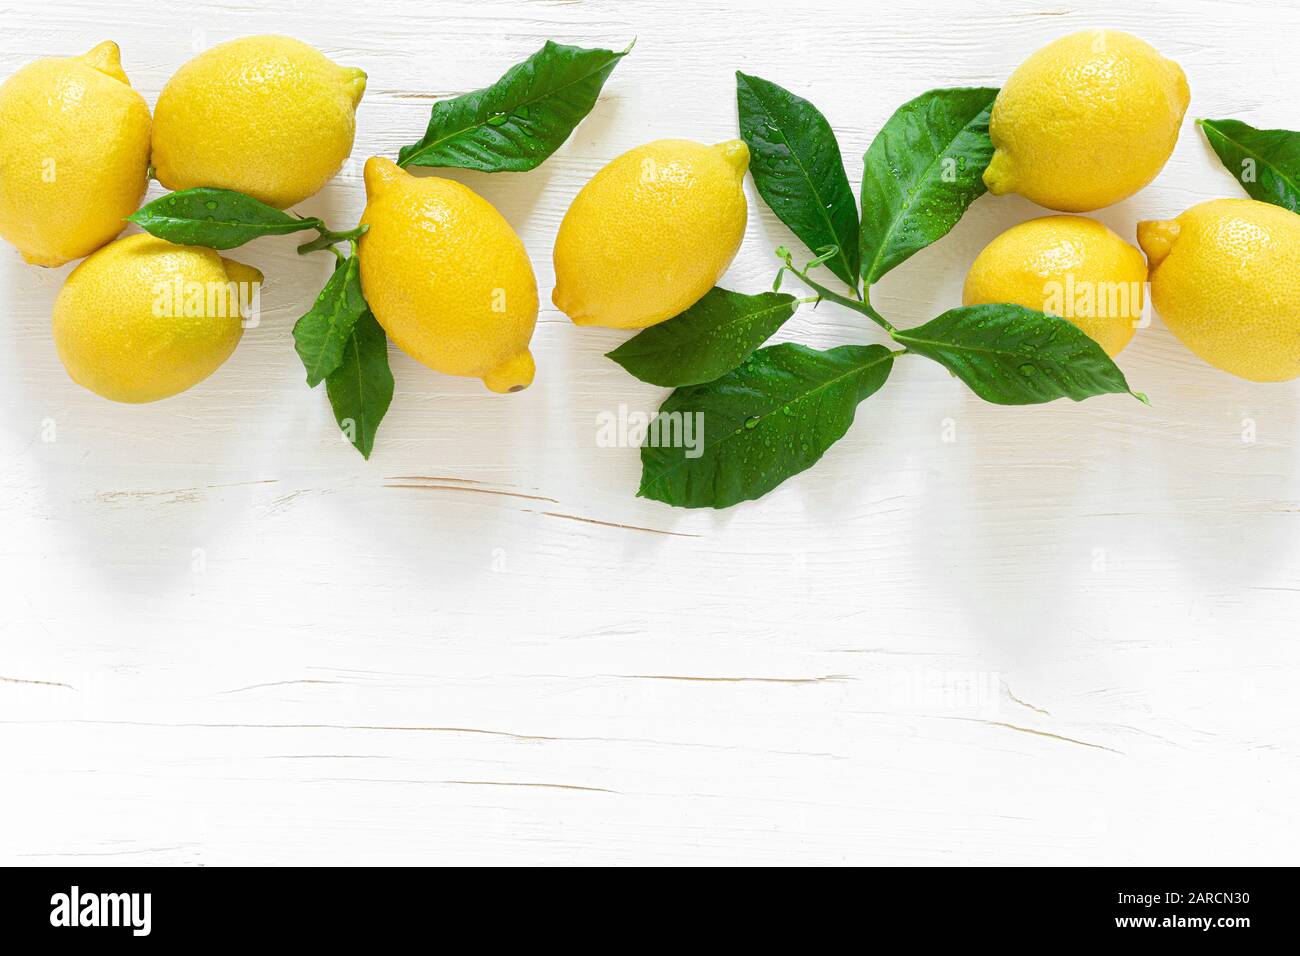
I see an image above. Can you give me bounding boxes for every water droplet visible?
[744,416,760,429]
[486,112,509,127]
[204,200,218,211]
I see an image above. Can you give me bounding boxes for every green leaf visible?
[638,343,895,509]
[1198,118,1300,213]
[325,309,394,460]
[607,287,798,387]
[735,72,859,288]
[292,256,369,387]
[859,87,998,285]
[892,304,1143,405]
[128,188,321,249]
[397,40,630,172]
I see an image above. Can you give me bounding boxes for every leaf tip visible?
[1131,390,1151,406]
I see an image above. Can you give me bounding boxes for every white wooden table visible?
[2,0,1298,866]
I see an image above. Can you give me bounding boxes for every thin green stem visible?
[860,298,895,334]
[796,271,896,334]
[297,223,369,257]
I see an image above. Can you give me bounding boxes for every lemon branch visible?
[297,223,368,258]
[775,246,896,334]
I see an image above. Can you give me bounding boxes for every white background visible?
[2,0,1298,866]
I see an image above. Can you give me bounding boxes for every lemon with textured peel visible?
[0,41,151,267]
[552,139,749,329]
[357,157,538,393]
[152,35,366,209]
[52,234,260,403]
[1138,198,1300,382]
[984,30,1189,212]
[963,216,1147,357]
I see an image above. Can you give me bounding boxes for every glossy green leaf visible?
[859,87,998,285]
[893,304,1143,405]
[1199,118,1300,212]
[292,256,369,387]
[397,40,630,171]
[325,309,394,460]
[638,343,895,509]
[128,188,321,249]
[736,72,859,288]
[607,287,798,387]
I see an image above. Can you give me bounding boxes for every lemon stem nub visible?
[363,156,405,198]
[81,41,129,84]
[713,139,750,176]
[343,67,367,107]
[482,351,536,394]
[1136,220,1179,270]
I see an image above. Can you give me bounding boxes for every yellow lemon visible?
[53,234,261,403]
[0,41,150,267]
[357,158,538,393]
[553,139,749,329]
[152,35,366,209]
[1138,198,1300,382]
[963,216,1147,357]
[984,30,1189,212]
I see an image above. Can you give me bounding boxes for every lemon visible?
[357,158,538,393]
[552,139,749,329]
[963,216,1147,357]
[1138,198,1300,382]
[152,36,366,209]
[0,41,151,267]
[984,30,1189,212]
[53,234,261,403]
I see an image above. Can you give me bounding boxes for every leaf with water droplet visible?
[293,255,369,387]
[859,87,998,285]
[398,40,632,172]
[735,72,860,289]
[127,188,322,249]
[638,343,895,509]
[892,303,1143,404]
[607,287,798,387]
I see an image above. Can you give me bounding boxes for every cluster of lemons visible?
[971,31,1298,383]
[0,34,748,404]
[0,29,1295,414]
[0,37,365,402]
